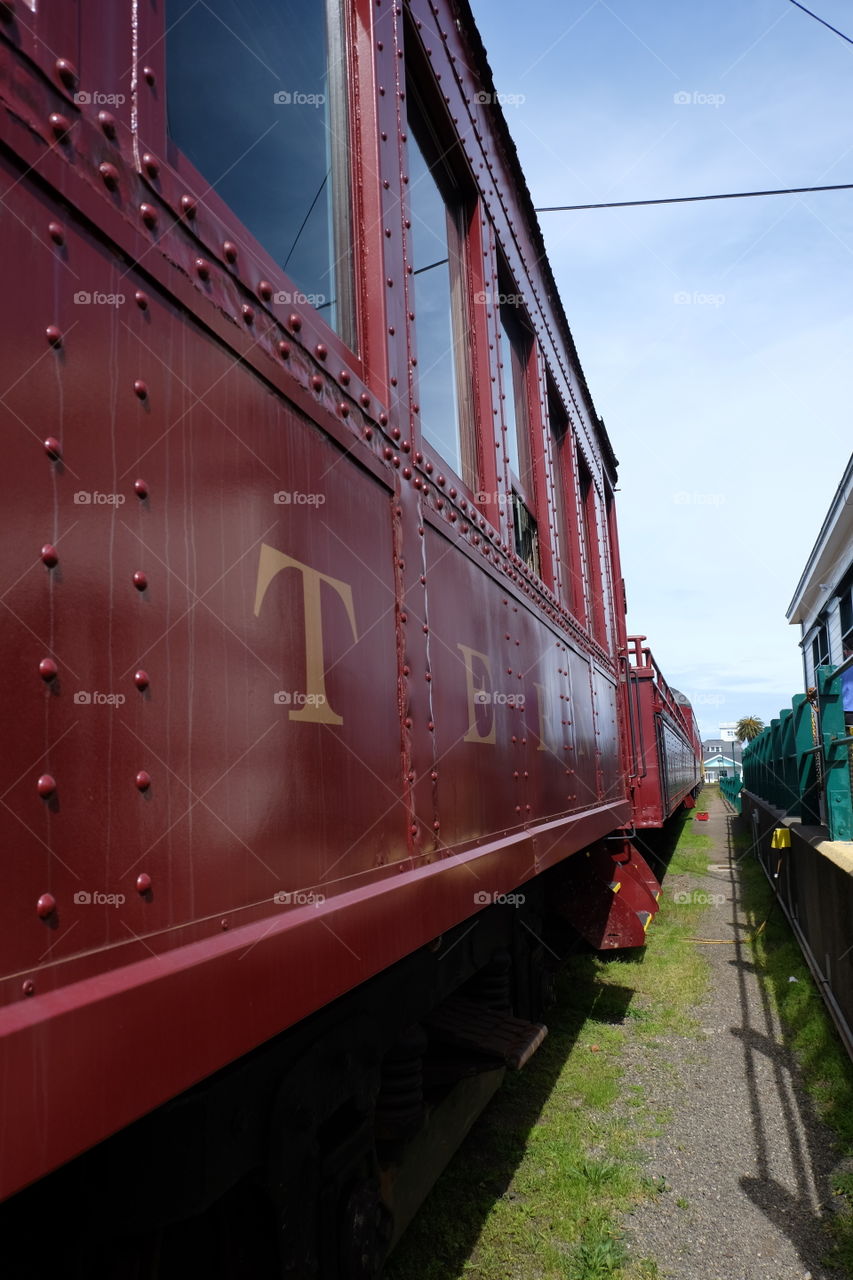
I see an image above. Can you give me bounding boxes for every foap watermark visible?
[473,290,525,308]
[274,691,327,708]
[474,690,525,709]
[74,491,126,506]
[473,90,526,107]
[273,289,327,308]
[73,691,126,707]
[74,889,126,906]
[473,890,526,906]
[274,491,326,506]
[273,90,326,107]
[674,291,726,307]
[693,693,726,707]
[73,291,125,307]
[673,890,725,906]
[673,491,726,506]
[74,90,126,107]
[673,90,725,108]
[273,890,326,906]
[474,489,511,506]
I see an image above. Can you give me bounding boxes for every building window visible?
[166,0,355,346]
[499,289,539,575]
[812,622,830,672]
[406,66,476,485]
[548,386,578,610]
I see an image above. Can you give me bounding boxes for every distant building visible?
[702,731,742,784]
[787,452,853,709]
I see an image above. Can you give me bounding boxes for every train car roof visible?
[451,0,620,484]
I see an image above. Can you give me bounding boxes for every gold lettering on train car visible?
[254,544,357,725]
[456,644,496,745]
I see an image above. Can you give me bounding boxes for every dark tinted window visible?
[166,0,354,345]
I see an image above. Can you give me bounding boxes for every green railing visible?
[742,661,853,842]
[720,775,742,812]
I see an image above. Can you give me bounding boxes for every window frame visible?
[138,0,364,368]
[403,24,480,492]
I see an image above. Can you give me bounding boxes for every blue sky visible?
[470,0,853,737]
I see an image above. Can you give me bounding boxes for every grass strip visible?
[386,796,717,1280]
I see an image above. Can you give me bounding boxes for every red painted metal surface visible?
[625,636,703,827]
[0,0,697,1206]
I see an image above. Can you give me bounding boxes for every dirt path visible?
[623,791,846,1280]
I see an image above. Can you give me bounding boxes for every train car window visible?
[577,454,607,644]
[406,92,475,485]
[548,388,574,607]
[499,294,540,576]
[166,0,355,347]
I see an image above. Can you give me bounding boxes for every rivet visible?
[45,326,63,348]
[134,669,150,690]
[133,379,148,399]
[142,66,156,86]
[449,487,457,498]
[379,413,388,426]
[180,194,197,219]
[133,478,148,498]
[278,340,291,359]
[392,455,400,467]
[311,375,322,392]
[437,474,445,486]
[135,770,151,791]
[41,543,59,567]
[403,467,411,479]
[43,437,62,460]
[338,402,349,417]
[449,512,457,522]
[391,427,401,440]
[422,624,429,633]
[133,570,148,591]
[287,312,302,332]
[432,819,440,829]
[37,893,56,919]
[404,717,412,727]
[194,257,210,280]
[258,280,273,301]
[383,447,393,460]
[359,391,369,407]
[55,57,78,90]
[98,110,117,139]
[340,369,350,385]
[39,658,58,681]
[363,426,373,440]
[134,289,149,309]
[223,240,238,262]
[49,112,71,140]
[381,131,387,141]
[139,203,158,229]
[48,221,65,245]
[99,161,119,189]
[37,775,56,798]
[386,277,393,287]
[22,980,35,997]
[315,343,328,360]
[385,228,391,238]
[136,872,152,893]
[241,304,255,324]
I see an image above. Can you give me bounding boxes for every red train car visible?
[0,1,699,1273]
[625,636,703,827]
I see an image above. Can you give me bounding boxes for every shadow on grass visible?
[725,810,853,1276]
[384,953,637,1280]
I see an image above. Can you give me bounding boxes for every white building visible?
[787,453,853,701]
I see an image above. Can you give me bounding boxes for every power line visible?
[535,182,853,212]
[788,0,853,48]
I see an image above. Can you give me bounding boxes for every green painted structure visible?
[741,664,853,842]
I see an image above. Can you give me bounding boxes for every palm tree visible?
[735,715,764,743]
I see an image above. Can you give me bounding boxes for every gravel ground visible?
[622,791,848,1280]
